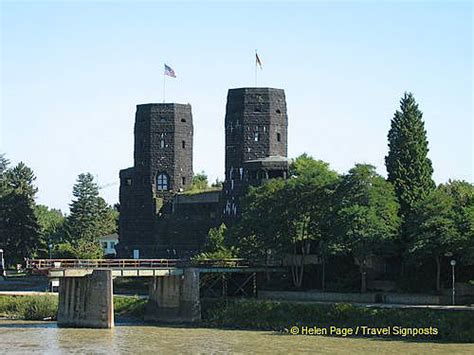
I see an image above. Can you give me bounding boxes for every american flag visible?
[164,64,176,78]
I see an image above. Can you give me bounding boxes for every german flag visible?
[256,52,263,69]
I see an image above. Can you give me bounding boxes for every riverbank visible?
[1,295,473,343]
[0,295,146,321]
[201,299,474,343]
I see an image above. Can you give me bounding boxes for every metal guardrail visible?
[25,258,273,270]
[26,259,180,270]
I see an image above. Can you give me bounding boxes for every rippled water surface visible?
[1,320,473,354]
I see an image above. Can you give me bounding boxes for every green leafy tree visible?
[0,161,40,264]
[191,171,209,190]
[410,188,464,291]
[64,173,117,258]
[385,92,435,238]
[34,205,66,257]
[439,180,474,265]
[0,154,9,175]
[333,164,400,292]
[235,155,339,288]
[194,224,236,260]
[289,154,340,289]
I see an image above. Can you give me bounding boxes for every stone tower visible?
[222,88,289,217]
[119,103,193,258]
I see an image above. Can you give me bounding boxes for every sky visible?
[1,0,472,213]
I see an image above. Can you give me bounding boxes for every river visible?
[1,320,473,354]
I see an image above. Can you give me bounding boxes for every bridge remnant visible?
[57,269,114,328]
[146,268,200,322]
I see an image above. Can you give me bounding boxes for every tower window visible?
[125,178,132,186]
[254,132,260,141]
[181,118,186,123]
[277,133,281,142]
[156,173,169,191]
[181,177,186,185]
[160,133,165,148]
[276,109,281,114]
[182,140,186,149]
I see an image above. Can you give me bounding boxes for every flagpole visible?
[163,69,166,103]
[255,49,257,87]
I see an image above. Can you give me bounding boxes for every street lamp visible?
[450,259,456,306]
[48,244,53,259]
[0,249,5,278]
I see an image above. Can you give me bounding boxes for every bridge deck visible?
[26,259,283,278]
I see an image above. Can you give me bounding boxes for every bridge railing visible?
[26,259,181,270]
[190,258,249,268]
[26,258,282,270]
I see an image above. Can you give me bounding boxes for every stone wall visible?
[118,103,193,258]
[223,88,288,218]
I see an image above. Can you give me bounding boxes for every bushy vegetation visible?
[192,224,237,261]
[182,171,222,195]
[114,296,147,318]
[0,295,58,320]
[202,299,474,343]
[0,295,147,320]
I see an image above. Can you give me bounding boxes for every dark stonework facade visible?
[118,88,289,258]
[118,104,195,257]
[222,88,289,218]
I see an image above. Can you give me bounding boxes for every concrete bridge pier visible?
[146,268,201,322]
[57,270,114,328]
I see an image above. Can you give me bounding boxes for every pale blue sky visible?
[1,0,472,213]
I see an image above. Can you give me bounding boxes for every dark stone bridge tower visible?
[222,88,288,218]
[119,103,193,258]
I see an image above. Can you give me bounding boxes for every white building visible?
[99,233,119,257]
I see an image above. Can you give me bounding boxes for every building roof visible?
[243,155,291,169]
[99,233,119,241]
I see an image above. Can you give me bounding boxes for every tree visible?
[235,155,339,288]
[0,154,9,175]
[333,164,400,292]
[194,224,236,260]
[0,161,40,264]
[34,205,66,257]
[289,154,340,289]
[385,93,435,238]
[64,173,116,258]
[439,180,474,265]
[191,171,209,191]
[410,188,464,291]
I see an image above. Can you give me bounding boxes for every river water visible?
[1,320,473,354]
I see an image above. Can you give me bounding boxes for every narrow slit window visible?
[277,133,281,142]
[182,140,186,149]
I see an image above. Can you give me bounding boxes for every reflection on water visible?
[1,320,473,354]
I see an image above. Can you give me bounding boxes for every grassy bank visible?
[201,299,474,343]
[0,295,58,320]
[0,295,147,321]
[1,295,473,343]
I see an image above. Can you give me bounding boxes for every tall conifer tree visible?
[385,92,435,234]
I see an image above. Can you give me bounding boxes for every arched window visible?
[156,173,169,191]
